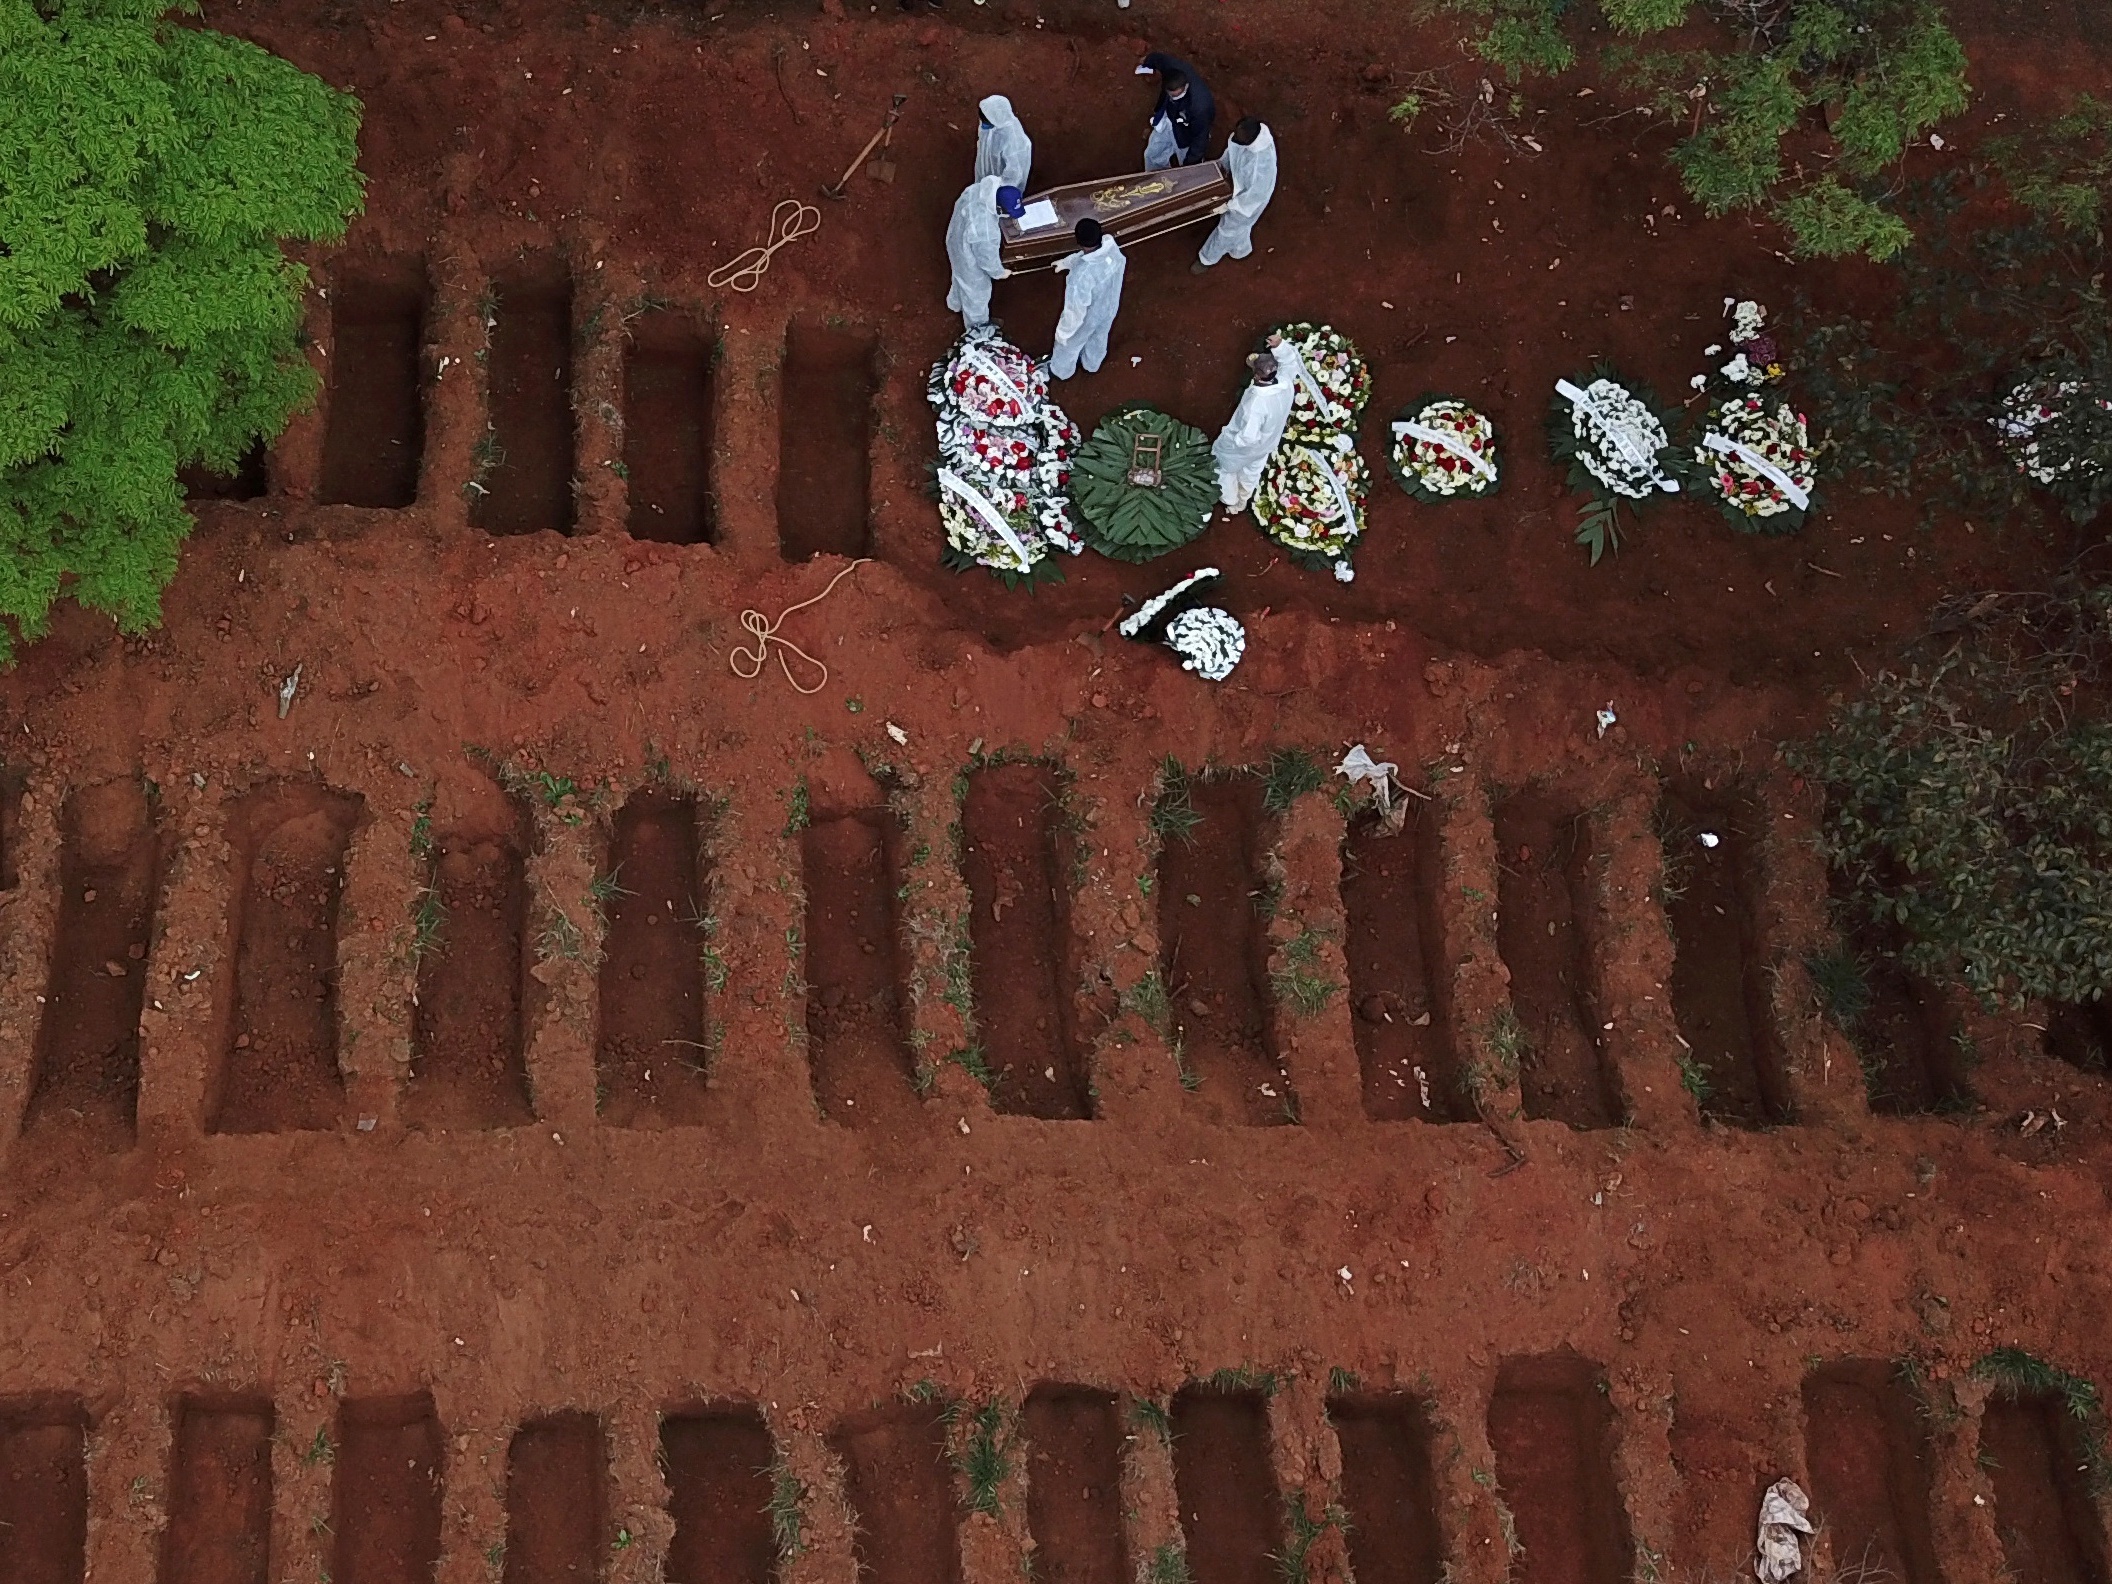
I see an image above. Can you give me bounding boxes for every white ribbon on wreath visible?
[1391,417,1497,482]
[1555,378,1679,492]
[1702,432,1810,511]
[1300,447,1359,531]
[938,468,1035,566]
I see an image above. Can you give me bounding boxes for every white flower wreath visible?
[1557,378,1679,499]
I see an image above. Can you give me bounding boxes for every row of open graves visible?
[1,1355,2101,1584]
[0,750,2100,1153]
[190,251,879,560]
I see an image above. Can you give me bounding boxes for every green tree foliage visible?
[0,0,364,658]
[1790,585,2112,1009]
[1424,0,1969,260]
[1991,93,2112,239]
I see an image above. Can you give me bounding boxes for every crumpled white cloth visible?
[1754,1478,1813,1583]
[1336,745,1399,812]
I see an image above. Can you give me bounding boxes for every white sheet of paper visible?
[1020,199,1059,231]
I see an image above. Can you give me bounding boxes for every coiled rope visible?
[707,199,821,293]
[729,558,870,695]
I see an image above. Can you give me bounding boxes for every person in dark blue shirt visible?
[1135,51,1215,170]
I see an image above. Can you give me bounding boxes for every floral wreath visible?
[1993,373,2112,524]
[1694,392,1816,535]
[1388,394,1499,502]
[1119,567,1246,681]
[1547,364,1682,564]
[928,330,1082,589]
[1267,322,1371,445]
[1252,437,1369,581]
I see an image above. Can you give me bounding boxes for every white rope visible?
[1703,432,1810,510]
[708,200,821,293]
[938,468,1035,566]
[1391,418,1497,481]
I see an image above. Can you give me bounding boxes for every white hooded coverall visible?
[1211,341,1306,510]
[945,175,1009,331]
[1048,237,1126,380]
[974,95,1033,190]
[1198,125,1278,266]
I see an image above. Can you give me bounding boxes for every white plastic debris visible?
[1929,132,1946,150]
[1753,1479,1812,1583]
[1336,745,1401,814]
[1595,703,1617,738]
[1699,831,1722,849]
[277,664,302,719]
[885,721,909,746]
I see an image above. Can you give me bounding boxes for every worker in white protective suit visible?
[1193,118,1277,272]
[974,95,1033,189]
[1211,332,1306,511]
[945,176,1021,331]
[1048,219,1126,381]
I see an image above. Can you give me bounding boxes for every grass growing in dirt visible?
[947,1401,1013,1516]
[1261,749,1326,815]
[1975,1347,2111,1492]
[585,863,632,929]
[784,778,810,836]
[1272,1496,1348,1584]
[1150,758,1203,847]
[948,1044,997,1096]
[1204,1365,1280,1395]
[1805,947,1873,1034]
[1270,928,1340,1017]
[1147,1543,1193,1584]
[767,1456,808,1560]
[1465,1004,1525,1101]
[408,885,446,966]
[1677,1052,1714,1106]
[1131,1397,1173,1443]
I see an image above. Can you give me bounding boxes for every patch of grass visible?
[1806,946,1873,1033]
[409,796,434,861]
[1975,1347,2110,1492]
[1465,1005,1525,1100]
[300,1426,334,1467]
[949,1044,997,1096]
[1327,1366,1360,1396]
[1270,928,1339,1018]
[903,1378,945,1404]
[1175,1039,1202,1092]
[767,1456,807,1560]
[1677,1053,1714,1106]
[408,886,446,967]
[1150,758,1203,847]
[537,904,587,965]
[1261,748,1325,815]
[1272,1496,1347,1584]
[1204,1365,1280,1396]
[1124,970,1171,1031]
[953,1401,1012,1517]
[785,778,810,836]
[1130,1397,1173,1443]
[586,863,632,927]
[1147,1543,1193,1584]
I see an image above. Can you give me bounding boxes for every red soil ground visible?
[2,0,2111,1579]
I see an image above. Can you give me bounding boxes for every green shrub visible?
[1991,93,2112,238]
[1789,586,2112,1008]
[0,0,365,659]
[1068,406,1217,563]
[1428,0,1968,260]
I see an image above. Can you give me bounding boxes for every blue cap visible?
[996,185,1025,218]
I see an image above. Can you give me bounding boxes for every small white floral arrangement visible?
[1548,365,1681,564]
[1691,297,1786,395]
[1695,394,1817,533]
[1388,396,1499,501]
[1272,322,1372,444]
[1119,567,1246,682]
[928,328,1081,588]
[1252,439,1369,580]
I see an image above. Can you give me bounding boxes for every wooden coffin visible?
[998,160,1233,269]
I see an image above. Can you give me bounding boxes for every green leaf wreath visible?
[1068,406,1217,563]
